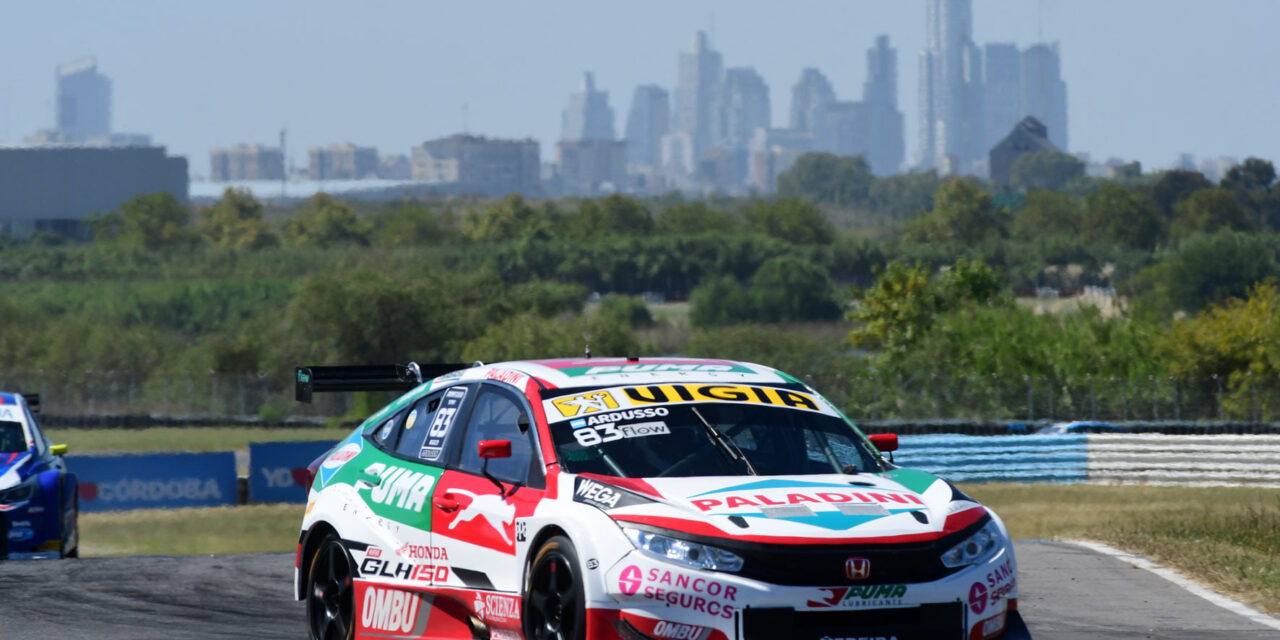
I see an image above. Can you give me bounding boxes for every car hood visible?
[571,469,987,544]
[0,451,33,490]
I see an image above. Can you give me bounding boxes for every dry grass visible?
[80,504,302,556]
[964,483,1280,615]
[46,426,343,454]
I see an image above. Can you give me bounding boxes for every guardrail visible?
[895,433,1280,488]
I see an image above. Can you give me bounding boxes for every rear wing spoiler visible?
[295,362,469,403]
[21,394,39,413]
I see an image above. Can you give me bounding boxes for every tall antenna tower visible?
[279,128,287,204]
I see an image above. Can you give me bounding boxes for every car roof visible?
[490,357,793,388]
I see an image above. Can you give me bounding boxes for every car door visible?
[429,382,544,600]
[354,383,473,586]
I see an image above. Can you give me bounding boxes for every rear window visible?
[0,421,27,453]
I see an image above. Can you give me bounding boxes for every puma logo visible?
[447,488,516,545]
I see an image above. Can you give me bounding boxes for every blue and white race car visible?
[0,392,79,559]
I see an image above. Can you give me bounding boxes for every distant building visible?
[862,36,905,175]
[749,127,813,192]
[210,144,284,182]
[1020,44,1068,152]
[711,67,770,152]
[919,0,984,172]
[989,116,1058,184]
[671,31,723,170]
[309,143,378,180]
[556,139,627,196]
[0,145,187,238]
[790,68,836,136]
[56,57,112,143]
[561,72,616,142]
[624,84,669,169]
[411,134,540,196]
[377,154,411,180]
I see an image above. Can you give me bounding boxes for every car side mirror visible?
[479,440,512,459]
[50,443,68,456]
[868,433,898,453]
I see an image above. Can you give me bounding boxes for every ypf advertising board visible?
[249,440,339,503]
[66,452,238,512]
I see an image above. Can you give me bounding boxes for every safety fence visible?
[63,434,1280,513]
[895,433,1280,488]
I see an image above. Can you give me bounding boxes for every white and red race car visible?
[294,358,1018,640]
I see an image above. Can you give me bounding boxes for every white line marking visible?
[1065,539,1280,631]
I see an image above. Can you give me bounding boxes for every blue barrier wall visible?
[248,440,339,503]
[66,452,238,512]
[894,434,1089,483]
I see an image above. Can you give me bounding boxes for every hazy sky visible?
[2,1,1277,178]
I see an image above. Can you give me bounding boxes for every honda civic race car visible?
[294,358,1018,640]
[0,392,79,559]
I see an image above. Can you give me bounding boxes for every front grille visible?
[742,602,965,640]
[730,517,988,586]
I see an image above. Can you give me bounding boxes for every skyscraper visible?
[624,85,669,168]
[56,57,111,143]
[560,72,616,142]
[919,0,983,173]
[1021,44,1068,151]
[790,68,835,139]
[982,43,1023,154]
[711,67,770,152]
[670,31,723,165]
[863,36,905,175]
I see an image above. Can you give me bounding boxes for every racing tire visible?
[59,480,79,559]
[523,535,586,640]
[305,534,356,640]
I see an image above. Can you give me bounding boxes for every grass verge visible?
[963,483,1280,616]
[81,504,302,556]
[46,426,344,454]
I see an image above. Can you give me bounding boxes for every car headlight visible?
[624,528,744,573]
[941,518,1002,568]
[0,478,36,504]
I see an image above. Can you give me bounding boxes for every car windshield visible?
[0,421,27,453]
[544,385,881,478]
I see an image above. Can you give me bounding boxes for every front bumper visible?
[601,544,1016,640]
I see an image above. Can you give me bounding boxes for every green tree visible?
[654,202,741,235]
[903,178,1007,244]
[96,192,195,250]
[461,194,552,242]
[776,153,875,208]
[867,170,940,219]
[1009,189,1085,240]
[460,311,640,362]
[689,275,755,327]
[597,294,654,328]
[568,194,653,239]
[197,188,278,250]
[1147,169,1213,218]
[1009,151,1085,192]
[847,258,1006,352]
[371,202,459,246]
[747,256,843,323]
[281,193,371,247]
[1221,158,1276,193]
[1165,230,1278,313]
[1083,183,1163,249]
[744,198,834,245]
[1169,187,1258,241]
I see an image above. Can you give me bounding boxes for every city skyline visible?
[2,1,1277,178]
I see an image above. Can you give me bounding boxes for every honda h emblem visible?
[845,557,871,581]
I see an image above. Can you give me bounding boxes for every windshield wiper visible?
[690,406,758,475]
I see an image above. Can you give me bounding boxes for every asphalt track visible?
[0,541,1276,639]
